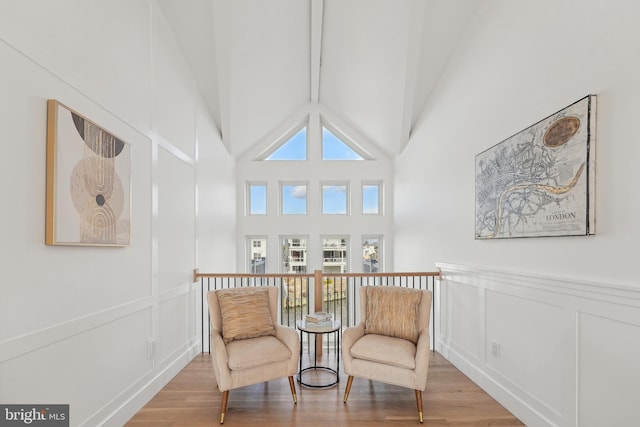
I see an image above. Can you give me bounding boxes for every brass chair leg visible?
[343,375,354,403]
[220,390,229,424]
[288,376,298,404]
[415,390,424,423]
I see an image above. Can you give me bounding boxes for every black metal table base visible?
[297,366,339,388]
[297,321,340,388]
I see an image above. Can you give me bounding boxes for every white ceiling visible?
[159,0,480,158]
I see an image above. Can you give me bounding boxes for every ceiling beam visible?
[212,0,232,151]
[310,0,324,103]
[398,0,425,154]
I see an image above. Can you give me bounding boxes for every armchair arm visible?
[275,324,300,375]
[275,324,300,355]
[414,331,431,391]
[210,330,233,391]
[341,323,365,374]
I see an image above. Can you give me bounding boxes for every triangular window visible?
[265,127,307,160]
[322,127,363,160]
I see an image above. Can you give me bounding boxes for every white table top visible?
[296,319,341,333]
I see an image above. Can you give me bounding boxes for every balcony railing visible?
[194,269,441,355]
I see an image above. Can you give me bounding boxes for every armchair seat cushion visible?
[226,335,292,371]
[350,334,416,370]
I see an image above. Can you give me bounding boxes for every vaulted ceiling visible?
[159,0,480,158]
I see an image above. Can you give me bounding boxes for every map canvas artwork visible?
[475,95,596,239]
[46,100,131,246]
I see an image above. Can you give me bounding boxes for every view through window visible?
[248,237,267,273]
[322,183,348,215]
[362,182,380,214]
[362,237,381,273]
[322,127,363,160]
[281,237,308,273]
[266,127,307,160]
[322,237,348,273]
[281,183,308,215]
[248,183,266,215]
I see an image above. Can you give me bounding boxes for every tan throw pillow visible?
[216,287,276,343]
[364,286,422,344]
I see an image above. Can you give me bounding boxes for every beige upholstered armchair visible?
[342,285,433,423]
[207,286,300,424]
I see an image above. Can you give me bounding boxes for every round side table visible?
[296,319,341,388]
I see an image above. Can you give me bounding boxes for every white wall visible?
[0,1,235,426]
[236,105,393,273]
[394,1,640,425]
[395,0,640,287]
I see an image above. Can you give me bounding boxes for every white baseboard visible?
[87,342,201,427]
[437,339,553,427]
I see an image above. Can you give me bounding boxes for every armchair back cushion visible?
[216,287,276,343]
[364,286,422,344]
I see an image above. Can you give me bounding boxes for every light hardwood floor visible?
[126,352,524,426]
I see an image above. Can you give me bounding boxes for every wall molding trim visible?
[435,262,640,427]
[0,296,154,364]
[437,263,640,308]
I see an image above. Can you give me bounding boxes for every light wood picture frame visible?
[46,99,131,246]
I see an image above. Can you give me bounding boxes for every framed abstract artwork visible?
[475,95,596,239]
[46,100,131,246]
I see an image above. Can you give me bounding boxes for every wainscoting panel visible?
[441,280,482,363]
[577,312,640,427]
[0,307,153,425]
[158,291,190,365]
[485,290,564,415]
[436,262,640,427]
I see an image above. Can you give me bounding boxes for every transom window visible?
[266,127,307,160]
[322,126,363,160]
[362,182,381,215]
[247,182,267,215]
[281,182,308,215]
[322,182,348,215]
